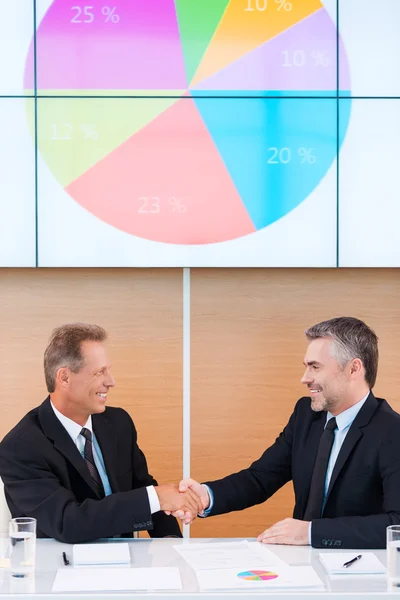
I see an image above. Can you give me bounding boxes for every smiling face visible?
[301,337,352,414]
[55,340,115,425]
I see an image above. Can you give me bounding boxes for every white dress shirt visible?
[50,402,160,513]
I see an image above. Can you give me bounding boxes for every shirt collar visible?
[326,391,370,432]
[50,400,92,444]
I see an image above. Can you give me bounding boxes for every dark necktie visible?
[304,417,337,520]
[80,427,105,498]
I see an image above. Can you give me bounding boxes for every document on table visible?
[73,542,130,566]
[196,565,324,590]
[173,540,287,571]
[319,552,386,576]
[52,567,182,592]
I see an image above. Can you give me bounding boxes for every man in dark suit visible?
[178,317,400,549]
[0,323,202,543]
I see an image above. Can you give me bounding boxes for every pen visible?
[343,554,362,568]
[62,552,70,566]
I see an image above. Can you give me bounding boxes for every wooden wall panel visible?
[0,269,183,494]
[190,268,400,538]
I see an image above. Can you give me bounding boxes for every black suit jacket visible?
[0,398,181,543]
[205,393,400,548]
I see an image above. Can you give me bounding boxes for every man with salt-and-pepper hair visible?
[177,317,400,549]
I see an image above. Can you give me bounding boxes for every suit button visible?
[334,540,341,547]
[146,521,152,527]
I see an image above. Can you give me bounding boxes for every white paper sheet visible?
[196,565,324,590]
[52,567,182,592]
[174,540,287,571]
[73,542,130,566]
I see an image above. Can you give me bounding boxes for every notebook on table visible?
[319,552,386,576]
[73,542,131,566]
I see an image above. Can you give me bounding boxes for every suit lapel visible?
[92,413,120,493]
[300,412,326,514]
[324,392,379,507]
[39,397,103,498]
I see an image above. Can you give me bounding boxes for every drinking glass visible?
[9,517,36,578]
[387,525,400,586]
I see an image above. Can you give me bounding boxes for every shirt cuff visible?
[199,484,213,517]
[146,485,161,514]
[308,521,312,546]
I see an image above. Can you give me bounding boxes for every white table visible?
[0,537,397,599]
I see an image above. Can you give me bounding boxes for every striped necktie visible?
[80,427,105,498]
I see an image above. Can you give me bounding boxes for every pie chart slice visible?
[35,95,183,187]
[190,0,322,87]
[193,8,348,93]
[175,0,230,85]
[25,0,187,92]
[194,94,349,230]
[66,96,256,244]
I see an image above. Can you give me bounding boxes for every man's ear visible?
[349,358,363,378]
[56,367,70,389]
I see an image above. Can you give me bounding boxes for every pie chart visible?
[237,569,279,581]
[25,0,351,245]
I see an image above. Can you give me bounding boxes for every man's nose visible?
[105,372,116,387]
[301,370,312,384]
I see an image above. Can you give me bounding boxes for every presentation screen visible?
[0,1,398,266]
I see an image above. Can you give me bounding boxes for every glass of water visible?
[387,525,400,586]
[9,517,36,578]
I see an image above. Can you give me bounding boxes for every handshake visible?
[155,478,210,525]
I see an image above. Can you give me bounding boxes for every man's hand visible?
[165,478,211,525]
[179,478,210,511]
[257,518,310,546]
[155,483,203,523]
